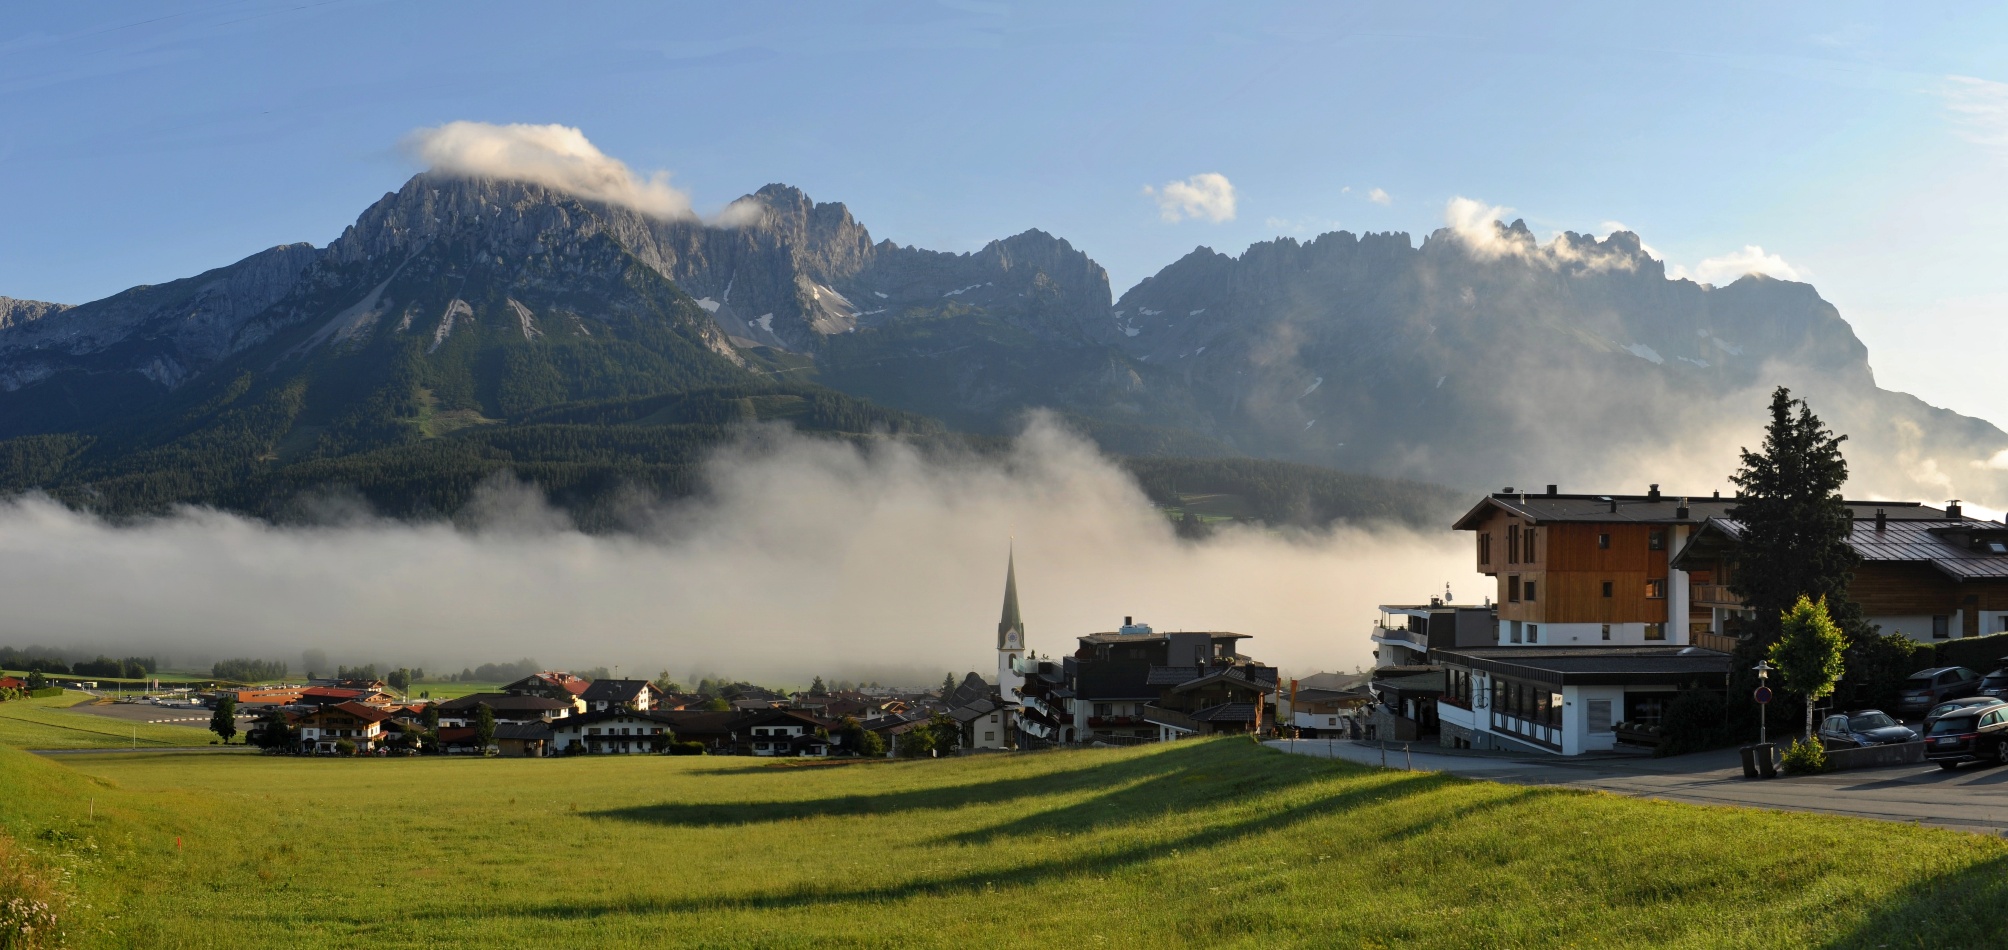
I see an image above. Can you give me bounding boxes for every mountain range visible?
[2,172,2001,523]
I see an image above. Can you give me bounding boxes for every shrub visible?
[334,739,356,756]
[668,741,706,756]
[1655,692,1735,757]
[0,834,63,950]
[1780,738,1829,775]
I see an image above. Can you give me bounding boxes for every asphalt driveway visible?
[1267,738,2008,836]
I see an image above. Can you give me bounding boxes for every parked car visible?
[1896,667,1983,717]
[1817,710,1918,750]
[1923,696,2003,733]
[1924,702,2008,769]
[1978,667,2008,700]
[1974,705,2008,765]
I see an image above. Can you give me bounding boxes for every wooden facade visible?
[1472,511,1672,625]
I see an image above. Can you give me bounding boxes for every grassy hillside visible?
[1,738,2002,948]
[0,692,214,749]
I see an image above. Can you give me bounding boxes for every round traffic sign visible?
[1753,686,1773,704]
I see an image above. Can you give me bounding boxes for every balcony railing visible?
[1691,584,1744,608]
[1689,630,1741,654]
[1371,624,1428,650]
[1088,715,1141,728]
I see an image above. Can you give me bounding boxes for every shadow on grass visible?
[416,742,1540,924]
[1818,852,2008,949]
[591,739,1239,828]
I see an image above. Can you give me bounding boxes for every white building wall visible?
[1872,614,1950,643]
[1668,524,1692,645]
[1510,623,1676,647]
[1568,685,1623,754]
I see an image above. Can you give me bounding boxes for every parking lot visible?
[71,699,258,731]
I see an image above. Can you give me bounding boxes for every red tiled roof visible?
[0,677,26,690]
[330,701,394,723]
[301,686,368,699]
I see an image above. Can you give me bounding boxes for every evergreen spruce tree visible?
[941,673,956,698]
[1728,387,1864,650]
[809,676,828,698]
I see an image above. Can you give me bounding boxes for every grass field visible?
[2,737,2004,948]
[0,692,216,749]
[405,679,504,700]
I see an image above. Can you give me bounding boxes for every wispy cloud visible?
[1939,75,2008,151]
[1366,187,1392,206]
[1144,172,1237,223]
[404,121,697,219]
[1687,245,1803,284]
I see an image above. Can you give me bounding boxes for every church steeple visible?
[998,547,1025,651]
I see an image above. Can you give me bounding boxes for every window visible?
[1644,623,1666,641]
[1597,533,1610,550]
[1549,692,1564,728]
[1587,699,1613,732]
[1601,623,1612,641]
[1523,580,1537,601]
[1527,624,1540,643]
[1094,703,1111,717]
[1523,527,1537,562]
[1507,524,1521,564]
[1649,530,1666,551]
[1933,615,1951,639]
[2000,616,2008,633]
[1510,620,1523,643]
[1507,575,1521,602]
[1602,581,1613,598]
[1479,533,1491,565]
[1645,579,1667,599]
[983,731,996,741]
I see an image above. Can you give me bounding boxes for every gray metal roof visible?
[1453,492,1951,530]
[1434,646,1731,686]
[1680,515,2008,580]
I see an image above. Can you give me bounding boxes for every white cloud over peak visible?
[404,121,697,220]
[1441,196,1638,273]
[1687,245,1803,284]
[1940,75,2008,151]
[1144,172,1237,223]
[1366,187,1392,206]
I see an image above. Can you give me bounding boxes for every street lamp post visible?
[1753,660,1773,746]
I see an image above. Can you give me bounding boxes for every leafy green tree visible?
[809,676,828,698]
[422,704,440,733]
[210,695,239,744]
[248,708,295,750]
[702,696,732,712]
[928,712,962,755]
[837,717,885,757]
[473,702,496,755]
[654,670,683,694]
[387,668,412,692]
[1840,630,1935,711]
[25,671,46,691]
[896,726,935,758]
[1728,388,1863,650]
[1771,596,1849,741]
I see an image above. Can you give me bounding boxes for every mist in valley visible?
[0,417,1482,685]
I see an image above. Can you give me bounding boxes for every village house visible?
[1673,501,2008,643]
[657,710,740,754]
[296,701,394,754]
[434,693,575,727]
[578,678,660,713]
[731,708,836,757]
[549,709,679,754]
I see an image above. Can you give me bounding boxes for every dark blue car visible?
[1817,710,1918,750]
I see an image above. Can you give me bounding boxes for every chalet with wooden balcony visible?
[1672,501,2008,643]
[1372,600,1495,668]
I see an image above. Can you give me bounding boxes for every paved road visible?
[69,701,257,729]
[1268,738,2008,836]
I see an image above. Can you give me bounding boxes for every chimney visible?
[1546,484,1558,496]
[1712,490,1720,498]
[1124,615,1133,627]
[1676,498,1690,520]
[1608,498,1618,513]
[1875,508,1887,532]
[1948,500,1964,520]
[1502,486,1516,495]
[1648,484,1661,501]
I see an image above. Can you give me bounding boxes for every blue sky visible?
[4,1,2007,423]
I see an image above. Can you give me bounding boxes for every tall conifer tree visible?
[1727,387,1864,649]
